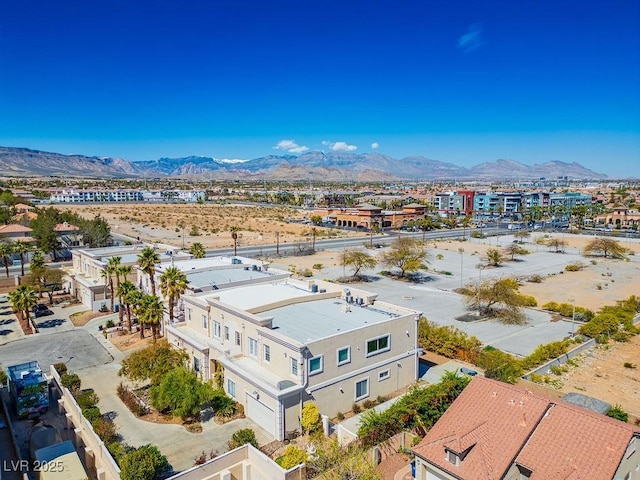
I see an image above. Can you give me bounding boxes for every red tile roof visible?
[54,222,80,232]
[0,224,33,234]
[413,377,550,479]
[413,377,640,480]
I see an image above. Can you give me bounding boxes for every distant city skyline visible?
[1,0,639,177]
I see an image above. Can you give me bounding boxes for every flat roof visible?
[157,256,239,272]
[186,267,282,290]
[267,298,402,343]
[213,283,311,310]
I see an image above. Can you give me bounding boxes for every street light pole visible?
[458,248,464,289]
[570,298,576,337]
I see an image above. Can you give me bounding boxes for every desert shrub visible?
[82,406,102,424]
[76,390,100,410]
[352,403,362,414]
[277,445,308,469]
[376,395,387,404]
[564,262,585,272]
[477,348,523,383]
[298,268,313,277]
[92,416,118,444]
[515,294,537,307]
[117,383,149,416]
[542,301,594,321]
[301,402,321,433]
[53,362,68,375]
[312,263,323,270]
[624,362,636,369]
[521,340,573,371]
[336,411,345,421]
[106,319,115,328]
[150,366,215,420]
[607,405,629,423]
[60,373,81,395]
[119,445,170,480]
[418,319,482,363]
[228,428,258,450]
[527,274,543,283]
[363,399,375,409]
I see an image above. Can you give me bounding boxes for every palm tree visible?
[189,242,206,259]
[137,293,164,342]
[116,264,132,322]
[0,243,11,278]
[117,280,137,331]
[104,256,121,313]
[159,266,189,324]
[127,288,146,338]
[13,241,31,277]
[137,247,160,296]
[8,285,38,335]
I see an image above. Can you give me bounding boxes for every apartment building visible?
[166,277,421,440]
[68,245,188,311]
[50,189,144,203]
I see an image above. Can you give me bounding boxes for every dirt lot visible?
[53,203,359,249]
[556,335,640,419]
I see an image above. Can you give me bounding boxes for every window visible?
[249,337,258,357]
[366,335,390,357]
[202,314,207,329]
[337,346,351,366]
[290,357,298,377]
[355,378,369,401]
[193,357,200,373]
[227,379,236,398]
[235,331,241,346]
[186,308,192,321]
[264,344,271,362]
[213,321,221,338]
[447,450,460,466]
[308,355,323,375]
[224,326,230,341]
[378,369,390,381]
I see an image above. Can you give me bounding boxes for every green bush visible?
[515,294,538,307]
[477,348,523,384]
[607,404,629,423]
[53,362,68,375]
[228,428,258,450]
[564,262,585,272]
[120,445,170,480]
[76,390,100,410]
[418,319,482,363]
[150,366,215,420]
[82,406,102,424]
[60,373,81,394]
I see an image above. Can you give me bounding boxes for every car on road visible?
[32,304,54,318]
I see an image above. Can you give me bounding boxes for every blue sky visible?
[1,0,639,177]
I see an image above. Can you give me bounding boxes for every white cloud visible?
[328,141,357,152]
[274,139,308,154]
[371,142,379,149]
[458,23,484,52]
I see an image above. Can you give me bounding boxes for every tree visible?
[119,445,169,480]
[583,238,626,259]
[137,247,160,296]
[117,280,137,331]
[301,402,321,434]
[150,366,215,420]
[503,243,529,261]
[137,293,164,341]
[485,248,504,267]
[228,428,258,450]
[30,207,61,260]
[382,237,427,277]
[546,238,567,253]
[116,264,132,321]
[189,242,206,259]
[0,243,11,278]
[12,241,30,277]
[82,215,112,248]
[159,266,189,324]
[7,285,37,334]
[119,340,188,384]
[310,214,323,226]
[104,257,121,313]
[308,437,380,480]
[513,230,530,243]
[230,226,240,256]
[25,266,64,304]
[342,250,378,279]
[463,277,527,325]
[29,249,45,270]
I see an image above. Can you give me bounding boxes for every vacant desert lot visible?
[53,203,359,249]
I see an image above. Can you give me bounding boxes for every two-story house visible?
[166,277,421,440]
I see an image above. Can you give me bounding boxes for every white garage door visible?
[247,395,276,438]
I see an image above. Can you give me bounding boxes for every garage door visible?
[246,395,276,438]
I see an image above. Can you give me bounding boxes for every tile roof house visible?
[412,377,640,480]
[0,224,36,243]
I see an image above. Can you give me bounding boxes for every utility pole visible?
[275,231,280,255]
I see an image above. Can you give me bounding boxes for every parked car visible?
[32,304,54,318]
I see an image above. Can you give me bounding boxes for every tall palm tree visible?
[0,243,11,278]
[116,264,132,322]
[8,285,38,335]
[13,241,31,277]
[137,293,164,342]
[137,247,160,296]
[117,280,137,331]
[189,242,206,259]
[127,288,146,338]
[159,266,189,324]
[104,256,121,313]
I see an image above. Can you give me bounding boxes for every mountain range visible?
[0,146,609,181]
